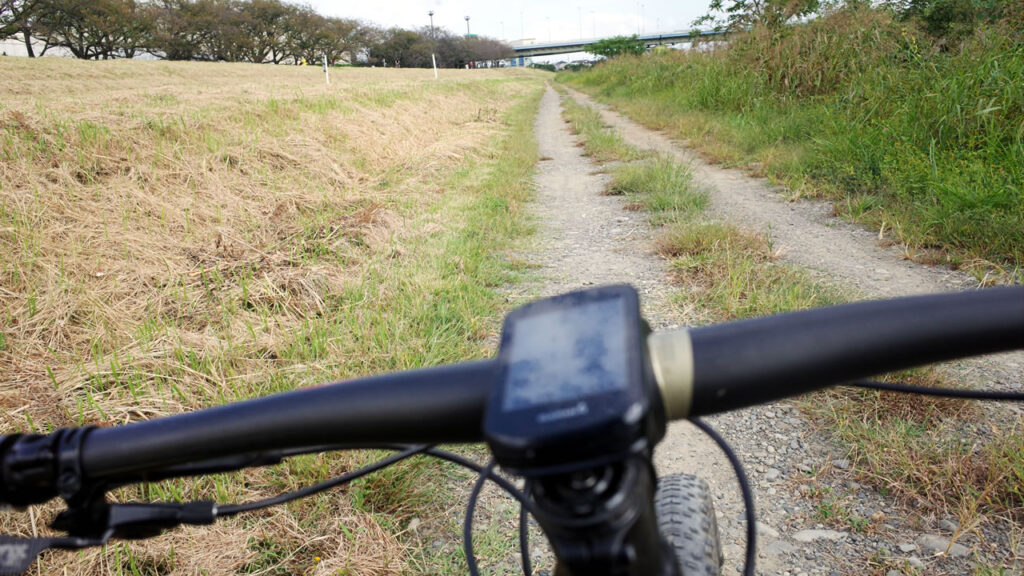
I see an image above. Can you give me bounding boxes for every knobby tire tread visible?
[655,473,723,576]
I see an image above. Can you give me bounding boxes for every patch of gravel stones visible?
[696,403,1018,575]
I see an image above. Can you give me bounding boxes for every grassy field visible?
[0,58,546,574]
[560,7,1024,280]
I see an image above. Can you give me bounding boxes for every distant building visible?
[503,56,534,67]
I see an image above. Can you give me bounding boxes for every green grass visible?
[560,7,1024,275]
[608,156,707,225]
[656,219,846,318]
[558,92,647,163]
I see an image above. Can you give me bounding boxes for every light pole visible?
[465,15,470,35]
[428,10,434,38]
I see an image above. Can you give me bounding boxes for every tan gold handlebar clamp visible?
[647,330,695,420]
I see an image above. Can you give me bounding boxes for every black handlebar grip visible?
[0,434,57,507]
[0,427,94,507]
[687,286,1024,416]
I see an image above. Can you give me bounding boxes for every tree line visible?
[0,0,514,66]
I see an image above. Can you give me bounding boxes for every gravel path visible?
[510,85,1022,576]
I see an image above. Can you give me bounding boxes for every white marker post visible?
[323,55,330,85]
[432,53,438,79]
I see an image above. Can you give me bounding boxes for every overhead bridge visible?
[511,30,729,58]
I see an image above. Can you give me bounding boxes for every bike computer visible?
[483,285,665,475]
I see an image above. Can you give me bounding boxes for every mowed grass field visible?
[0,58,547,574]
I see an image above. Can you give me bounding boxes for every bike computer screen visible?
[484,285,662,474]
[501,295,629,411]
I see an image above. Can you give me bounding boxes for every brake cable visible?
[464,459,499,576]
[848,380,1024,401]
[218,444,430,516]
[692,418,757,576]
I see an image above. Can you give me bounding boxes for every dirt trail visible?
[516,85,1022,575]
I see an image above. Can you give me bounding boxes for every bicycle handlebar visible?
[651,286,1024,418]
[2,286,1023,508]
[84,360,496,477]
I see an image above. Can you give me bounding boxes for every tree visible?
[363,26,512,69]
[366,27,429,67]
[103,0,154,58]
[694,0,820,31]
[235,0,291,63]
[280,4,327,63]
[431,28,469,67]
[0,0,35,39]
[884,0,1009,44]
[588,35,645,58]
[149,0,232,61]
[1,0,51,56]
[462,35,513,64]
[30,0,154,59]
[318,16,368,65]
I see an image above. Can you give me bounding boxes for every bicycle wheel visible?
[655,473,723,576]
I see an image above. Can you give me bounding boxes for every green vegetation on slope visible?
[562,5,1024,275]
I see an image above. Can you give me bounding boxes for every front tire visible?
[655,473,723,576]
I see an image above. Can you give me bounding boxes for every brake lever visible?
[53,500,217,539]
[0,501,217,575]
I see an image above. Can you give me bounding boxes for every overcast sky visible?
[306,1,713,44]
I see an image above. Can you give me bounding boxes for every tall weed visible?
[730,7,905,98]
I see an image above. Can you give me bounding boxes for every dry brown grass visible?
[0,57,544,574]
